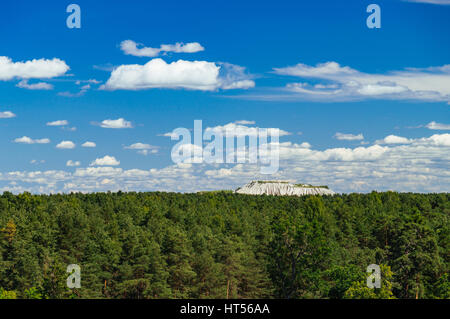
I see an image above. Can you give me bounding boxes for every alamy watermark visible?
[169,120,280,174]
[66,264,81,289]
[66,4,81,29]
[366,4,381,29]
[65,4,380,30]
[367,264,381,288]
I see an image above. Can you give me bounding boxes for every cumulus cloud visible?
[420,133,450,146]
[0,56,69,80]
[375,135,413,145]
[98,118,133,129]
[101,58,254,91]
[120,40,204,57]
[82,141,96,148]
[272,142,387,162]
[56,141,75,149]
[0,111,16,119]
[375,133,450,146]
[0,134,448,194]
[426,121,450,130]
[217,63,255,90]
[334,132,364,141]
[16,80,53,90]
[90,156,120,166]
[161,122,290,144]
[66,160,81,167]
[1,132,448,194]
[272,62,450,102]
[14,136,50,144]
[46,120,68,126]
[125,143,159,155]
[204,122,290,138]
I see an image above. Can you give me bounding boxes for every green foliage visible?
[0,287,17,299]
[24,287,43,299]
[434,273,450,299]
[344,264,396,299]
[0,191,448,299]
[325,265,363,299]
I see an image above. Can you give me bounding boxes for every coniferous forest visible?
[0,191,448,299]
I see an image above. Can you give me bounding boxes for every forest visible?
[0,191,448,299]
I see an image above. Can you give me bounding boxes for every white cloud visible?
[421,133,450,146]
[120,40,204,57]
[2,123,449,194]
[90,155,120,166]
[46,120,68,126]
[171,143,204,163]
[426,121,450,130]
[14,136,50,144]
[99,118,133,129]
[334,132,364,141]
[75,79,101,85]
[125,143,159,155]
[30,159,45,165]
[275,62,357,78]
[125,143,156,149]
[58,85,91,98]
[75,166,123,177]
[217,63,255,90]
[162,122,290,142]
[0,56,69,80]
[273,142,387,162]
[272,62,450,102]
[102,58,254,91]
[356,83,408,96]
[103,58,218,91]
[375,135,413,145]
[58,91,85,98]
[66,160,81,167]
[1,132,448,194]
[0,134,448,194]
[160,132,179,138]
[57,79,98,98]
[16,79,53,90]
[82,141,96,148]
[235,120,256,125]
[56,141,75,149]
[58,82,93,97]
[374,134,450,146]
[204,122,291,138]
[0,111,16,119]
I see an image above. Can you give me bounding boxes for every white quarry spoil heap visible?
[235,181,335,196]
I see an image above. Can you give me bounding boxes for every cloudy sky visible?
[0,0,449,194]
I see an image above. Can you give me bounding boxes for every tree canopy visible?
[0,191,448,299]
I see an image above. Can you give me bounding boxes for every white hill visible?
[235,181,335,196]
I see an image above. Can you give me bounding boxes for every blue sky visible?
[0,0,449,193]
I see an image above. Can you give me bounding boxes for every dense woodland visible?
[0,191,448,299]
